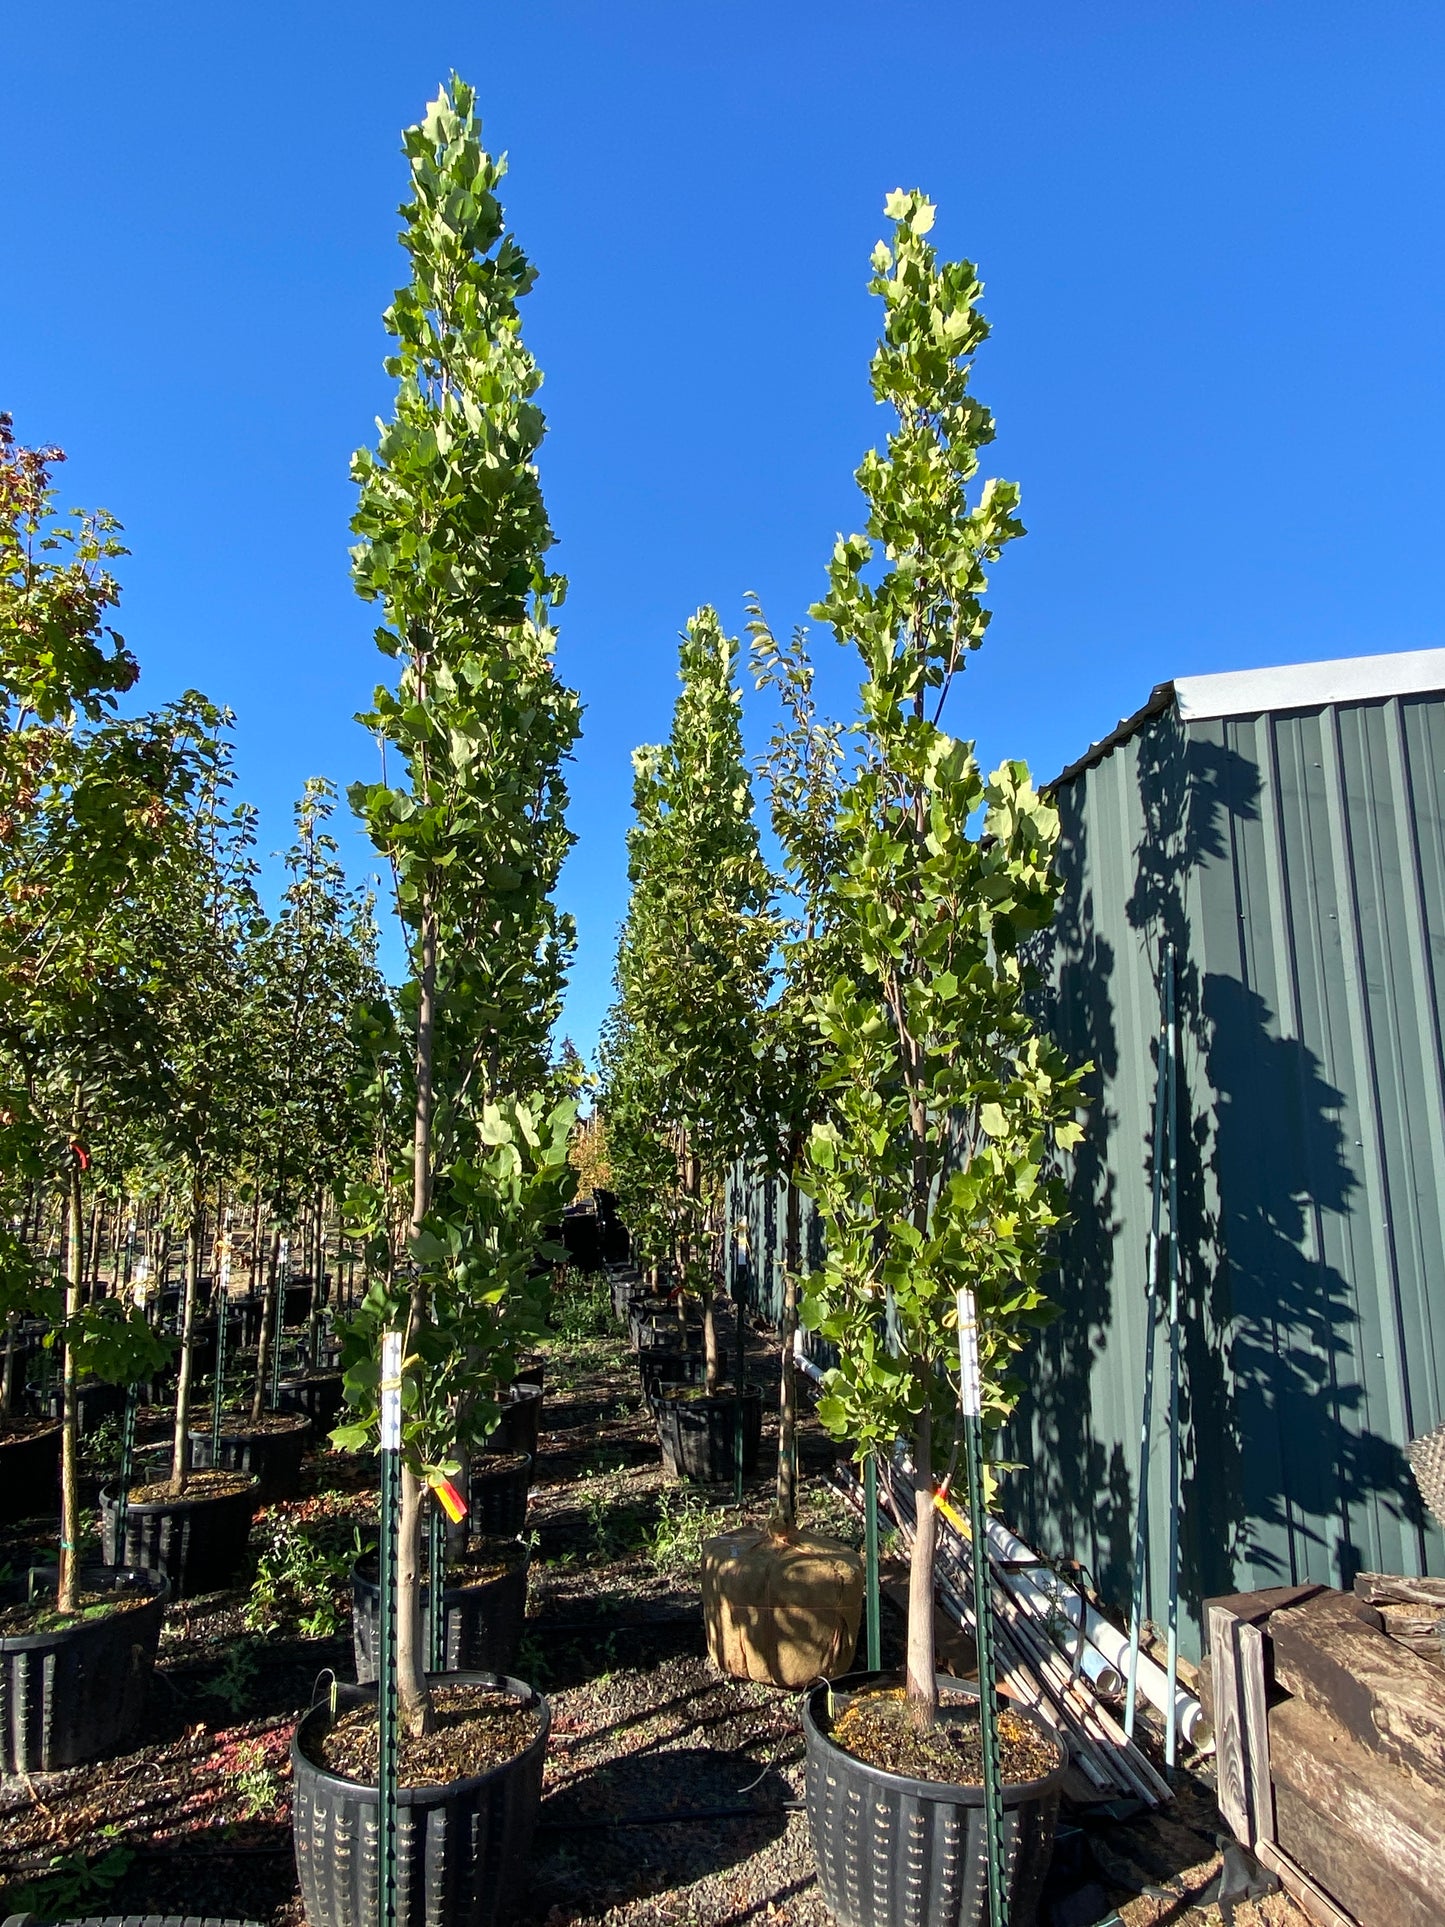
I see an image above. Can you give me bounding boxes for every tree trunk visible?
[906,1399,938,1729]
[399,905,438,1738]
[57,1165,85,1614]
[169,1183,203,1495]
[1,1310,19,1420]
[252,1224,282,1424]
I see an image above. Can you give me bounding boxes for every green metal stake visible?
[863,1452,881,1674]
[270,1234,289,1408]
[733,1277,746,1507]
[959,1287,1007,1927]
[378,1329,401,1927]
[114,1381,138,1564]
[211,1215,231,1463]
[428,1497,445,1675]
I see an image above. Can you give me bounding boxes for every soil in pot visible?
[124,1467,255,1505]
[317,1679,544,1784]
[832,1686,1061,1785]
[188,1409,310,1501]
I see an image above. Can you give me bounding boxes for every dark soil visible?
[474,1449,530,1476]
[128,1469,257,1504]
[0,1583,156,1637]
[0,1416,61,1441]
[313,1682,543,1786]
[831,1687,1060,1786]
[200,1413,309,1437]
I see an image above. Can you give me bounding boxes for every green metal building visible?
[1015,647,1445,1658]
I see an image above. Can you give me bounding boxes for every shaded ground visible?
[1,1285,1301,1927]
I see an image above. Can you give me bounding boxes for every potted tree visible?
[599,607,773,1481]
[290,79,578,1927]
[795,195,1086,1927]
[0,416,197,1769]
[701,610,865,1687]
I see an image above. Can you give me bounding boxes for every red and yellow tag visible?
[429,1474,468,1524]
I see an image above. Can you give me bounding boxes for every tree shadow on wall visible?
[1012,779,1132,1606]
[1124,713,1421,1622]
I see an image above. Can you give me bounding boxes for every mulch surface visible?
[0,1290,1301,1927]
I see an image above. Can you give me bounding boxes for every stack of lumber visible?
[1208,1581,1445,1927]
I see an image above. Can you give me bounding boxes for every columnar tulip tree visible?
[601,608,773,1388]
[339,79,581,1737]
[799,195,1086,1729]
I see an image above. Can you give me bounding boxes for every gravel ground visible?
[0,1290,1303,1927]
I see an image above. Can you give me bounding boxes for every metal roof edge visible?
[1046,682,1176,792]
[1046,647,1445,792]
[1174,646,1445,720]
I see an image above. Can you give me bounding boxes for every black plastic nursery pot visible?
[292,1671,550,1927]
[188,1411,310,1501]
[467,1452,533,1540]
[284,1279,314,1325]
[639,1348,705,1401]
[278,1369,345,1438]
[802,1676,1068,1927]
[0,1421,61,1524]
[627,1299,680,1347]
[99,1472,259,1598]
[0,1565,169,1776]
[43,1378,127,1439]
[351,1540,530,1682]
[484,1382,543,1461]
[653,1388,762,1483]
[610,1270,643,1319]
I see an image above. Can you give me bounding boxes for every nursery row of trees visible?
[598,193,1088,1729]
[0,415,395,1605]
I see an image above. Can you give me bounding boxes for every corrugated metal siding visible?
[1017,692,1445,1658]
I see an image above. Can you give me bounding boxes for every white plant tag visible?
[380,1330,403,1451]
[956,1287,982,1419]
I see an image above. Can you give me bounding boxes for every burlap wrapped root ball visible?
[701,1525,864,1687]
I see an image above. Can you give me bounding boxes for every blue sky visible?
[5,3,1443,1060]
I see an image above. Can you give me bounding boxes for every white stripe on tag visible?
[956,1288,982,1418]
[380,1330,403,1450]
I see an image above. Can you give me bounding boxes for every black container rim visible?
[654,1387,763,1410]
[0,1564,170,1652]
[351,1537,531,1596]
[804,1671,1069,1807]
[471,1450,534,1477]
[101,1474,261,1514]
[291,1669,550,1801]
[0,1419,63,1445]
[187,1413,310,1442]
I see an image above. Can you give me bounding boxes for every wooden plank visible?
[1271,1784,1437,1927]
[1270,1589,1445,1786]
[1201,1582,1328,1626]
[1255,1836,1361,1927]
[1237,1619,1274,1846]
[1355,1571,1445,1610]
[1268,1698,1445,1906]
[1208,1604,1251,1843]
